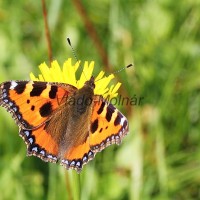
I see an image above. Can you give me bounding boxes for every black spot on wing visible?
[49,85,58,99]
[3,82,11,90]
[31,105,35,111]
[105,103,115,122]
[108,103,116,111]
[39,102,52,117]
[91,119,98,133]
[30,82,47,97]
[97,101,105,115]
[114,112,122,126]
[123,119,128,128]
[14,82,27,94]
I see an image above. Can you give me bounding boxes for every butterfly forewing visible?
[89,96,129,152]
[0,81,76,129]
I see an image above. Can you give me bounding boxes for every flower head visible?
[30,58,121,99]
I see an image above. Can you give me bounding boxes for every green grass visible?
[0,0,200,199]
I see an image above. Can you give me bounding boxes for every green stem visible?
[66,170,81,200]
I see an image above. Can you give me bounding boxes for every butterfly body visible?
[46,77,95,159]
[0,77,128,172]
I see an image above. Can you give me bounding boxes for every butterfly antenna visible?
[95,63,133,83]
[113,63,133,74]
[67,37,88,79]
[67,37,79,62]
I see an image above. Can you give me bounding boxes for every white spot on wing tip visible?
[10,81,18,90]
[32,147,38,152]
[24,131,30,137]
[47,155,53,159]
[40,150,45,156]
[120,117,125,126]
[28,138,33,144]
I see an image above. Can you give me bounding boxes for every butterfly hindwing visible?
[60,135,96,172]
[20,125,59,163]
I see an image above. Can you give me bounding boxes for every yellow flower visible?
[30,58,121,99]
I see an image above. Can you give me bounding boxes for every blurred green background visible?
[0,0,200,199]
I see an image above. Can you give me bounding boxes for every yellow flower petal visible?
[95,71,105,81]
[104,82,121,99]
[30,72,39,81]
[77,61,94,88]
[94,74,114,95]
[63,59,79,87]
[38,62,52,81]
[38,74,45,81]
[50,60,63,82]
[30,58,121,99]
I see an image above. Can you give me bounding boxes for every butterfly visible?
[0,76,129,172]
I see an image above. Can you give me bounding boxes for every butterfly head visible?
[84,76,95,89]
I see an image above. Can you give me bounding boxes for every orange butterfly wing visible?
[0,81,75,128]
[90,96,129,152]
[20,126,59,163]
[60,136,95,172]
[60,96,129,172]
[0,80,76,163]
